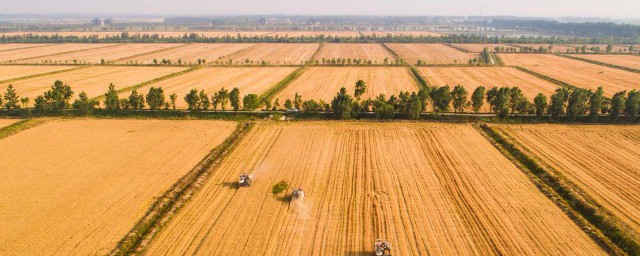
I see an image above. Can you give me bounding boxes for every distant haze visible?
[1,0,638,18]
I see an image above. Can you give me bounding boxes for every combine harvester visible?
[291,187,305,201]
[238,173,252,188]
[374,239,391,256]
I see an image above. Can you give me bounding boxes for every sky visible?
[1,0,638,18]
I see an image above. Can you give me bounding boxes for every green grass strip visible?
[557,54,640,74]
[258,66,307,103]
[0,119,47,140]
[409,66,428,89]
[510,65,577,89]
[479,124,639,256]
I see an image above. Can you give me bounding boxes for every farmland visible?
[0,65,76,81]
[0,31,272,38]
[564,44,633,53]
[397,31,442,36]
[276,67,418,102]
[452,44,513,52]
[0,119,19,128]
[572,54,640,70]
[123,67,296,108]
[0,43,50,51]
[268,31,360,38]
[121,43,254,65]
[0,66,186,103]
[17,43,181,64]
[386,43,478,65]
[0,119,236,255]
[315,43,395,64]
[501,54,640,95]
[515,44,576,53]
[495,125,640,241]
[0,43,115,63]
[144,122,605,255]
[222,43,319,65]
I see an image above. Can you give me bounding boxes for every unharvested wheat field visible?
[387,43,478,65]
[277,67,417,102]
[222,43,319,65]
[452,44,513,52]
[0,65,76,81]
[0,43,115,63]
[573,54,640,70]
[496,124,640,241]
[501,54,640,95]
[145,122,604,255]
[0,119,19,128]
[123,67,296,108]
[18,43,181,64]
[0,119,236,255]
[0,66,185,103]
[315,43,394,64]
[122,43,255,64]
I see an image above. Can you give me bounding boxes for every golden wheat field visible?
[501,54,640,95]
[495,124,640,241]
[0,43,51,51]
[359,31,401,36]
[315,43,395,64]
[397,31,442,36]
[121,43,255,64]
[268,31,360,38]
[573,54,640,70]
[386,43,478,65]
[276,67,418,102]
[452,44,513,52]
[144,122,605,255]
[0,119,19,128]
[18,43,181,64]
[0,66,186,103]
[0,65,76,81]
[123,67,296,108]
[0,43,116,63]
[0,31,271,38]
[222,43,319,65]
[0,119,236,255]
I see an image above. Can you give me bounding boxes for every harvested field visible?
[276,67,418,102]
[268,31,360,38]
[145,122,605,255]
[222,43,319,65]
[359,31,401,37]
[316,43,394,64]
[0,66,186,104]
[0,65,76,81]
[121,43,255,65]
[501,54,640,95]
[572,54,640,70]
[124,67,296,109]
[496,124,640,241]
[0,43,50,51]
[453,44,513,52]
[0,119,236,255]
[0,31,271,38]
[0,43,115,63]
[0,119,19,129]
[386,43,478,65]
[18,43,181,64]
[418,67,557,111]
[397,31,442,37]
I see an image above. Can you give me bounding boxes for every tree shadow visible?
[274,194,290,202]
[345,251,372,256]
[221,181,237,189]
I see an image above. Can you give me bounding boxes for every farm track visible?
[144,122,606,255]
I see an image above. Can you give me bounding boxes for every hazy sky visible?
[1,0,638,18]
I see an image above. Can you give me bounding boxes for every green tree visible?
[284,99,293,109]
[72,91,98,114]
[302,99,323,112]
[589,87,604,122]
[243,94,259,110]
[184,88,201,111]
[534,93,547,119]
[331,87,355,120]
[548,88,569,121]
[471,86,485,114]
[407,93,423,120]
[146,87,165,110]
[354,80,367,100]
[229,87,240,111]
[509,87,525,114]
[293,93,303,110]
[263,97,272,111]
[128,89,145,110]
[34,80,74,114]
[625,90,640,121]
[200,90,210,110]
[451,85,468,114]
[610,91,627,120]
[273,98,280,111]
[4,84,20,110]
[169,93,177,110]
[430,85,452,113]
[567,88,590,121]
[20,97,30,108]
[104,83,119,110]
[216,88,229,110]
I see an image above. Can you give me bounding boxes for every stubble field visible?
[315,43,395,64]
[121,43,255,65]
[0,119,19,128]
[386,43,478,65]
[452,44,513,52]
[573,54,640,70]
[144,122,605,255]
[495,124,640,241]
[17,43,181,64]
[0,43,115,63]
[222,43,319,65]
[0,119,236,255]
[0,44,51,51]
[276,67,418,102]
[0,65,76,82]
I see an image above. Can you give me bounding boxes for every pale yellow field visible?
[0,43,50,51]
[123,67,296,108]
[18,43,181,64]
[496,125,640,241]
[268,31,360,38]
[276,67,418,102]
[453,44,513,52]
[501,54,640,95]
[145,122,604,255]
[0,119,19,128]
[0,66,186,103]
[397,31,442,36]
[0,65,76,81]
[315,43,394,64]
[0,119,236,255]
[121,43,255,64]
[0,31,271,38]
[387,43,478,65]
[0,43,116,62]
[222,43,319,65]
[573,54,640,70]
[359,31,401,36]
[0,31,123,38]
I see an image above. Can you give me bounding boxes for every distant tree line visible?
[490,19,640,38]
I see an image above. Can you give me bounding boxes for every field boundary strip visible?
[0,44,52,53]
[258,66,308,103]
[212,43,261,66]
[0,65,88,85]
[0,118,48,140]
[444,43,472,53]
[309,42,325,62]
[114,43,191,64]
[91,66,202,102]
[109,122,255,256]
[380,43,401,60]
[408,66,428,89]
[556,54,640,74]
[477,124,640,255]
[7,43,122,63]
[509,65,577,90]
